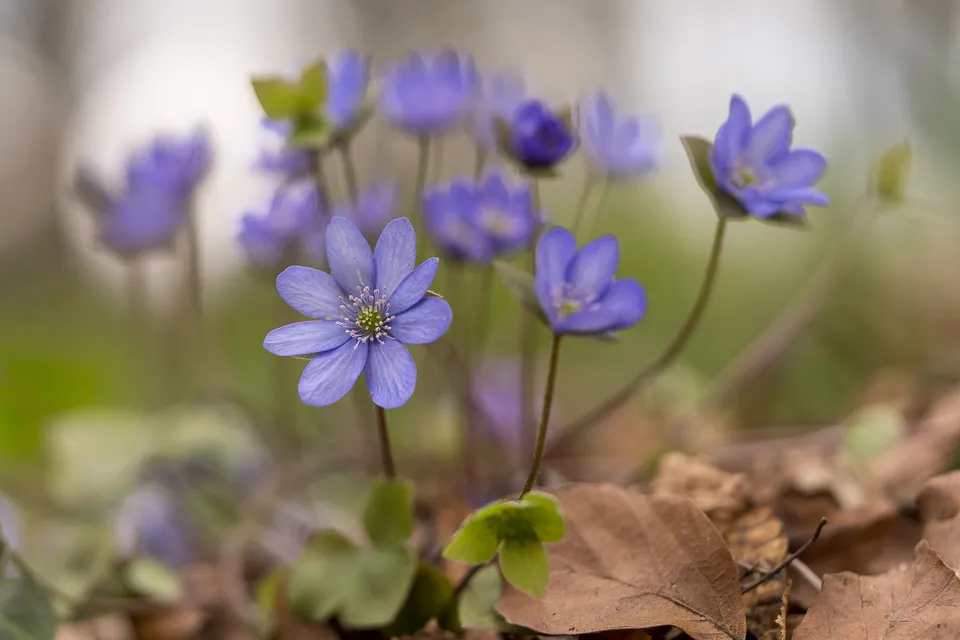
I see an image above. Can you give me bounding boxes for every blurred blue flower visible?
[423,171,542,262]
[473,70,526,151]
[710,94,829,218]
[326,50,371,133]
[115,484,195,567]
[534,227,646,335]
[98,186,187,257]
[470,358,558,450]
[332,180,398,238]
[0,495,20,577]
[508,100,576,170]
[379,50,479,135]
[126,128,212,196]
[264,217,453,408]
[238,184,322,269]
[255,118,314,181]
[580,91,659,179]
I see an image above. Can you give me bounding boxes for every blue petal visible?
[276,266,344,320]
[389,257,439,314]
[534,227,577,318]
[365,339,417,409]
[770,149,827,188]
[713,94,752,165]
[747,105,793,163]
[565,235,619,299]
[771,186,830,207]
[264,320,349,356]
[598,279,647,331]
[588,91,616,144]
[390,298,453,344]
[298,340,368,406]
[374,217,417,298]
[325,216,375,292]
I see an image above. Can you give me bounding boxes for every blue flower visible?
[238,184,322,269]
[126,128,212,196]
[379,50,479,135]
[332,180,398,238]
[423,171,542,262]
[255,118,314,181]
[473,70,526,152]
[534,227,646,335]
[264,217,453,408]
[326,50,371,133]
[505,100,576,171]
[470,358,556,450]
[98,185,187,256]
[710,94,829,218]
[115,484,195,567]
[580,91,659,179]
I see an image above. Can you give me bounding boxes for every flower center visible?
[479,207,522,240]
[551,283,600,320]
[729,158,770,190]
[337,286,395,347]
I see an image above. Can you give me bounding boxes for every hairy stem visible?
[473,144,487,182]
[520,181,542,462]
[547,216,728,455]
[375,405,397,478]
[569,174,601,239]
[412,135,431,221]
[338,143,360,207]
[521,334,562,498]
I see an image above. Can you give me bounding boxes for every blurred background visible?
[4,0,960,628]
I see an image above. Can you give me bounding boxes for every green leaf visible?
[286,532,357,621]
[843,405,907,463]
[288,117,333,149]
[680,136,749,221]
[255,568,285,638]
[492,262,549,327]
[298,60,328,110]
[0,577,58,640]
[123,557,183,602]
[518,492,565,543]
[444,508,501,565]
[251,77,303,119]
[384,561,457,636]
[363,478,414,548]
[337,547,418,629]
[873,141,912,206]
[499,537,549,598]
[457,564,501,629]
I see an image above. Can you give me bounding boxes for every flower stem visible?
[412,135,431,222]
[473,145,487,181]
[520,181,542,463]
[520,334,562,498]
[338,143,360,207]
[273,286,297,451]
[182,207,208,390]
[126,258,147,405]
[375,405,397,478]
[547,216,728,455]
[431,136,445,184]
[569,174,601,239]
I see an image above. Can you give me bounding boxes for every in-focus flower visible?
[498,100,576,173]
[264,217,453,408]
[326,50,372,136]
[238,184,322,269]
[709,94,829,218]
[473,70,526,152]
[379,50,479,135]
[114,484,195,567]
[423,171,542,262]
[580,91,659,179]
[126,128,212,196]
[534,227,646,335]
[331,180,398,238]
[98,186,187,257]
[255,118,314,181]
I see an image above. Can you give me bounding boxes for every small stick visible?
[790,558,823,592]
[742,517,827,594]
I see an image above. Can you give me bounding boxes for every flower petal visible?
[390,298,453,344]
[747,105,793,162]
[276,266,344,320]
[365,339,417,409]
[325,216,375,292]
[771,186,830,207]
[534,227,577,317]
[298,341,368,406]
[713,94,752,164]
[388,257,439,315]
[565,235,619,299]
[263,320,349,356]
[374,217,417,298]
[770,149,827,188]
[599,278,647,331]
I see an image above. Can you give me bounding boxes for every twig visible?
[742,517,827,594]
[790,558,823,592]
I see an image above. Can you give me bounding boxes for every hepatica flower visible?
[332,180,398,238]
[580,91,659,179]
[326,49,371,136]
[535,227,646,335]
[255,118,314,180]
[710,94,829,218]
[473,70,527,152]
[238,184,321,269]
[264,217,453,408]
[379,49,479,135]
[499,99,576,173]
[115,484,195,567]
[125,128,212,196]
[98,186,187,256]
[423,170,542,262]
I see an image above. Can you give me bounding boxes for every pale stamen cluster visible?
[336,285,395,348]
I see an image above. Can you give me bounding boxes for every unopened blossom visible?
[580,91,659,179]
[264,217,453,408]
[505,100,576,171]
[534,227,646,335]
[709,94,829,218]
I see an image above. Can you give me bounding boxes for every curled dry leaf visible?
[917,470,960,572]
[793,541,960,640]
[496,483,747,640]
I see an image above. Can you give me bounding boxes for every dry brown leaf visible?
[792,541,960,639]
[917,470,960,572]
[650,453,752,522]
[496,483,746,640]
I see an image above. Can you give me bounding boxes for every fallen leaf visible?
[650,453,752,522]
[917,470,960,572]
[497,483,746,640]
[793,541,960,639]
